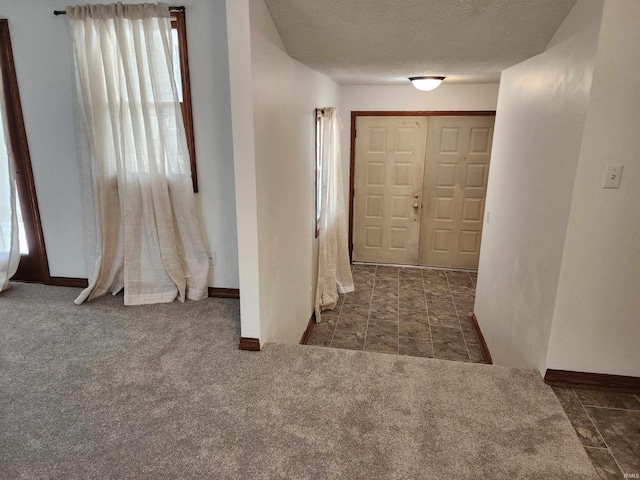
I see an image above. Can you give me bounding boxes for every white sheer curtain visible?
[315,108,354,319]
[67,3,208,306]
[0,60,20,292]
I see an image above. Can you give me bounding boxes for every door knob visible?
[414,194,419,198]
[413,202,419,209]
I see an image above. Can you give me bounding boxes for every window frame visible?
[315,109,325,238]
[170,10,198,193]
[0,19,50,283]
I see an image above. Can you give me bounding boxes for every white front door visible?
[352,116,428,265]
[418,116,495,268]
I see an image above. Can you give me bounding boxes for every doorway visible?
[1,19,50,283]
[349,111,495,269]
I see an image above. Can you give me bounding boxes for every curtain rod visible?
[54,6,185,15]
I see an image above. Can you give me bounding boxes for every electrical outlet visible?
[207,251,216,266]
[485,210,491,224]
[604,164,623,189]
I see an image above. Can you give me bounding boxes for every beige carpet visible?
[0,283,596,479]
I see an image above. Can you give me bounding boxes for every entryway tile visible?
[330,331,365,351]
[371,288,398,306]
[552,387,607,448]
[398,311,430,337]
[428,312,460,329]
[306,322,334,347]
[343,288,373,307]
[398,289,427,312]
[335,305,369,333]
[575,390,640,410]
[307,265,486,365]
[553,387,639,479]
[368,302,398,323]
[375,266,398,279]
[430,326,469,362]
[466,342,485,364]
[424,271,449,284]
[318,310,340,327]
[584,447,624,480]
[399,336,433,358]
[586,407,640,474]
[445,270,474,288]
[364,332,398,354]
[398,266,423,277]
[459,314,476,338]
[366,321,398,337]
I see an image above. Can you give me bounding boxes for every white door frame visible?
[348,110,496,262]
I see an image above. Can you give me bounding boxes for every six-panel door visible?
[352,116,428,265]
[352,114,494,269]
[418,116,495,268]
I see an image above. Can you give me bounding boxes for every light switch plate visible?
[208,251,216,266]
[604,165,623,189]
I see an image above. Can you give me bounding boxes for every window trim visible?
[170,11,198,193]
[0,19,50,283]
[315,109,325,238]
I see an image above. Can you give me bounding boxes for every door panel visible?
[418,116,494,268]
[353,116,427,264]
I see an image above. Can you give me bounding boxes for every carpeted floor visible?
[0,283,596,479]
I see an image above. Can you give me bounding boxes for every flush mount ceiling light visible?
[409,76,445,91]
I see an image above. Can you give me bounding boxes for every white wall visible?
[546,0,640,377]
[474,0,604,373]
[249,0,340,344]
[0,0,239,288]
[340,84,499,202]
[340,84,500,113]
[225,0,261,339]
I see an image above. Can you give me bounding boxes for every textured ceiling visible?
[263,0,577,85]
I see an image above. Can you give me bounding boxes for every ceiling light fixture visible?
[409,76,445,91]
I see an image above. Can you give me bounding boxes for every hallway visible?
[307,264,485,363]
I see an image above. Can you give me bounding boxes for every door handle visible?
[413,202,420,209]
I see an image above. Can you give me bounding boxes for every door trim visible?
[348,110,497,260]
[0,19,50,284]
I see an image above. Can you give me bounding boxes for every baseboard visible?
[48,277,89,288]
[544,369,640,394]
[48,277,240,298]
[46,279,239,299]
[470,313,493,365]
[300,311,316,344]
[238,337,261,351]
[208,287,240,299]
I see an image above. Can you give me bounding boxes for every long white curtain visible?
[67,3,208,305]
[0,61,20,292]
[315,108,354,319]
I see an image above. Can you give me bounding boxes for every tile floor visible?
[307,263,485,363]
[553,387,640,479]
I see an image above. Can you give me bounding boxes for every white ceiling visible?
[263,0,577,85]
